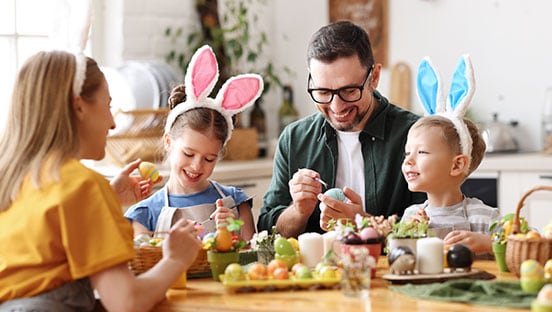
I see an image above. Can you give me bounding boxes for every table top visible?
[153,258,527,312]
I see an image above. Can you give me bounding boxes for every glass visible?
[307,66,373,104]
[339,245,375,298]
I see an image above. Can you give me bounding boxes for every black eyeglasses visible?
[307,66,373,104]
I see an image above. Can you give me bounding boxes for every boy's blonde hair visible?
[0,50,104,211]
[411,115,486,176]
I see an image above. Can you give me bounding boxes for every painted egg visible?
[521,259,545,280]
[324,188,346,201]
[538,284,552,304]
[139,161,159,182]
[359,227,379,241]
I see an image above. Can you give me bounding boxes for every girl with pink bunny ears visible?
[125,45,262,241]
[400,54,500,256]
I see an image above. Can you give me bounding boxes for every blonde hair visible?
[0,50,104,211]
[411,115,486,175]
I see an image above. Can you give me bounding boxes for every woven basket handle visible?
[512,185,552,234]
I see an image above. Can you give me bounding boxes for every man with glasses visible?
[258,21,426,237]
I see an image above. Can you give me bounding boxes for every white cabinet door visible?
[499,172,552,231]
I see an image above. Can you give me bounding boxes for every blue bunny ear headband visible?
[416,54,475,173]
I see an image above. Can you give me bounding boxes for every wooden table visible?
[153,258,527,312]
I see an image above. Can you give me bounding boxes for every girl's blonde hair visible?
[411,115,486,175]
[0,50,104,211]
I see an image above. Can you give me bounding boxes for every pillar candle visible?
[322,231,338,256]
[298,232,325,268]
[416,237,444,274]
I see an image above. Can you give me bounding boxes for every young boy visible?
[400,55,500,255]
[401,115,500,254]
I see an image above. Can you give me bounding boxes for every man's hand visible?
[288,168,324,217]
[318,187,365,231]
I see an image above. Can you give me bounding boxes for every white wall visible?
[108,0,552,152]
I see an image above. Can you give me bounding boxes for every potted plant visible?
[386,209,429,255]
[202,217,246,281]
[327,214,397,277]
[489,213,529,272]
[164,0,291,98]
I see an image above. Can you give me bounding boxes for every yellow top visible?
[0,158,134,301]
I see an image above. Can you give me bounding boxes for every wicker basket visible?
[505,185,552,277]
[129,245,210,277]
[106,109,169,166]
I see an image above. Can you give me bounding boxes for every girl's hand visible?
[110,159,163,206]
[210,199,237,226]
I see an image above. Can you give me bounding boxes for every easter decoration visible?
[202,216,246,282]
[324,188,346,202]
[274,236,300,269]
[520,259,546,294]
[138,161,159,182]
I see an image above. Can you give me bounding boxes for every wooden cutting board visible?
[389,62,412,110]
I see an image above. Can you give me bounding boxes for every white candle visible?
[322,231,338,256]
[416,237,444,274]
[298,232,325,268]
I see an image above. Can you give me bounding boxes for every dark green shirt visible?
[257,91,427,234]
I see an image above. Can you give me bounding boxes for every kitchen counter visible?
[477,152,552,173]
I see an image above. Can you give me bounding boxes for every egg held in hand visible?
[324,188,346,202]
[138,161,159,182]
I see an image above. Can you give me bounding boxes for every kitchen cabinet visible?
[476,153,552,231]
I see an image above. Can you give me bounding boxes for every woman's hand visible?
[110,159,162,206]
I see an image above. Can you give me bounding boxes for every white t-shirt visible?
[335,130,365,209]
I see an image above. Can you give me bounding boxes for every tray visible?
[220,272,342,292]
[382,268,495,285]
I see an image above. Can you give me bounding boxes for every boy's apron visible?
[425,198,471,239]
[154,181,238,234]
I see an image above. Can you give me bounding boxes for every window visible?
[0,0,92,130]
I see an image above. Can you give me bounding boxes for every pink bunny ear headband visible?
[164,45,264,145]
[416,54,476,173]
[50,0,92,96]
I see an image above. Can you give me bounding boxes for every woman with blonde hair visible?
[0,50,201,311]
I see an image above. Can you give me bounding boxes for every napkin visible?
[390,279,535,308]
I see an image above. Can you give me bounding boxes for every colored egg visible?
[538,284,552,304]
[521,278,546,294]
[521,259,544,280]
[139,161,159,182]
[324,188,346,201]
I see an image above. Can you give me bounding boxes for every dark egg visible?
[446,244,474,270]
